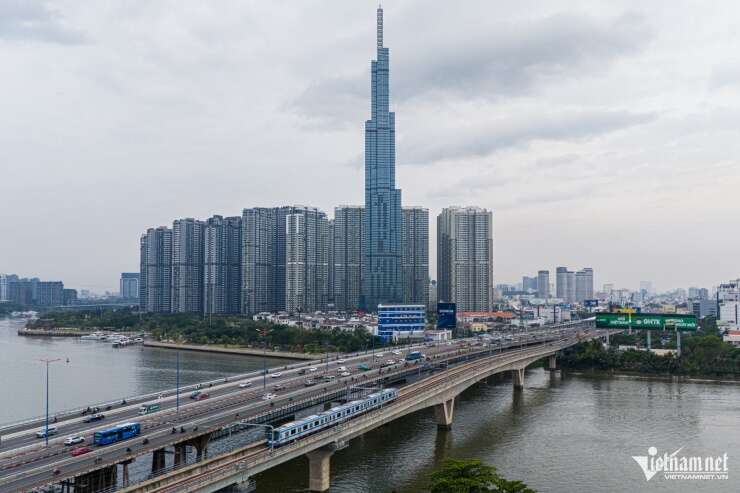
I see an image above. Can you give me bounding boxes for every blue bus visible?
[405,351,423,361]
[93,422,141,446]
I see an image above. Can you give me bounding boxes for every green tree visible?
[429,459,536,493]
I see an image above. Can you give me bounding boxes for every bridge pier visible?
[152,448,166,474]
[73,464,116,493]
[188,433,210,461]
[433,397,455,429]
[512,368,525,389]
[121,459,133,486]
[306,446,335,492]
[174,443,188,467]
[548,354,557,371]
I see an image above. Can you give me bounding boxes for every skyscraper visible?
[363,6,402,311]
[172,218,205,313]
[333,206,364,312]
[437,206,494,313]
[575,268,594,302]
[537,270,550,298]
[204,215,242,315]
[402,207,429,306]
[556,267,568,300]
[120,273,140,299]
[285,207,329,313]
[241,207,278,315]
[566,271,576,303]
[140,226,172,313]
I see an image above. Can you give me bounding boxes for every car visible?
[238,381,252,388]
[262,393,276,400]
[194,393,209,401]
[64,436,85,446]
[336,359,346,364]
[384,359,395,366]
[70,446,93,457]
[392,350,401,355]
[337,366,347,372]
[323,375,336,382]
[270,372,283,378]
[376,352,385,358]
[157,393,165,399]
[340,371,351,377]
[298,369,307,375]
[308,367,318,372]
[35,426,58,438]
[189,391,201,399]
[273,384,285,391]
[195,383,203,389]
[83,413,105,423]
[304,379,316,387]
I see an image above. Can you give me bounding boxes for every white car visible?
[337,366,347,372]
[336,359,346,364]
[64,436,85,446]
[340,371,351,377]
[384,360,395,366]
[308,367,318,372]
[262,393,276,400]
[238,381,252,388]
[392,350,401,355]
[270,372,283,378]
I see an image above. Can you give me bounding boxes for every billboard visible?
[595,313,697,331]
[437,302,457,329]
[584,299,599,308]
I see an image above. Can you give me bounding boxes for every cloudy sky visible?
[1,0,738,293]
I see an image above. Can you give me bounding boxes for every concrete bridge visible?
[112,332,609,493]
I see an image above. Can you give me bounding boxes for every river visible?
[1,318,739,492]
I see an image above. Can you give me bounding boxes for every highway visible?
[0,323,595,493]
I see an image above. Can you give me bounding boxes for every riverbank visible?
[563,368,740,385]
[17,327,88,337]
[142,341,315,360]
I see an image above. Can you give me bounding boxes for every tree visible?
[429,459,536,493]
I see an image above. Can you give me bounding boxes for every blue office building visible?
[377,304,426,341]
[363,6,403,312]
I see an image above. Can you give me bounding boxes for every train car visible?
[93,422,141,446]
[267,388,398,447]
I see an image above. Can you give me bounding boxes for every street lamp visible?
[176,351,180,412]
[39,358,61,447]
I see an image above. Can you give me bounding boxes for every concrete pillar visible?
[121,459,133,486]
[433,398,455,429]
[513,368,525,389]
[548,354,557,371]
[152,448,166,474]
[306,448,334,492]
[174,443,188,467]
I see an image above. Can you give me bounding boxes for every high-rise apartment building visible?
[171,218,205,313]
[0,274,9,302]
[120,273,140,299]
[140,226,172,313]
[575,268,594,302]
[328,219,335,308]
[566,271,576,303]
[363,6,402,311]
[285,207,329,313]
[203,215,242,315]
[437,206,494,313]
[522,276,537,293]
[402,207,429,307]
[333,206,364,312]
[241,208,278,315]
[537,270,550,298]
[556,267,568,300]
[37,281,64,306]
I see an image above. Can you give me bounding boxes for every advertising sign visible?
[584,299,599,308]
[595,313,697,331]
[437,302,457,329]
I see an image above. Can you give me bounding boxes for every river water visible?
[2,318,739,492]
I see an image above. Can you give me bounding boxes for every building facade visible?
[37,281,64,306]
[203,215,242,315]
[333,206,364,312]
[575,267,594,302]
[401,207,429,307]
[241,207,278,315]
[377,304,426,341]
[437,206,494,313]
[140,226,172,313]
[363,6,402,312]
[556,267,567,300]
[537,270,550,298]
[171,218,205,313]
[120,273,140,300]
[285,207,329,313]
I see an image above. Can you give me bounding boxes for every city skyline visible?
[2,1,739,291]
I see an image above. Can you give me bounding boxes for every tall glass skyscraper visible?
[363,6,402,311]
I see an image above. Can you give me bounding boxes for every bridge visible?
[0,320,612,493]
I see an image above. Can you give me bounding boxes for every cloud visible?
[289,11,652,127]
[0,0,85,44]
[402,109,656,166]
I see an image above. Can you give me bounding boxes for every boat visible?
[80,331,106,341]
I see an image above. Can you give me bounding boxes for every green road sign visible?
[595,313,697,331]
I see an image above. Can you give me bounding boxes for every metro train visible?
[267,388,398,447]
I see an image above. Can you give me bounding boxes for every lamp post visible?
[176,351,180,412]
[262,329,268,391]
[39,358,61,447]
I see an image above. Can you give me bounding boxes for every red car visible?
[70,446,93,457]
[194,393,209,401]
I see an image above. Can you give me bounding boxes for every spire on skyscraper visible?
[377,5,383,49]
